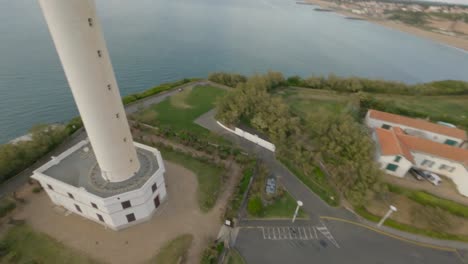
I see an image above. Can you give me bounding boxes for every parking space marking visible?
[255,225,337,243]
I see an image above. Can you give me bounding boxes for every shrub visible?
[32,187,41,193]
[247,196,264,216]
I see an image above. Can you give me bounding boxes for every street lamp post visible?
[292,200,303,223]
[377,205,397,228]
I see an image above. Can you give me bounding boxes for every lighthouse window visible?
[91,202,98,209]
[88,18,93,27]
[123,137,127,142]
[116,113,120,119]
[68,192,74,199]
[126,213,136,223]
[121,200,131,209]
[152,183,157,193]
[97,50,102,57]
[107,84,111,91]
[75,204,82,213]
[97,214,104,222]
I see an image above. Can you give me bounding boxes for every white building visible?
[366,109,467,147]
[32,0,167,230]
[369,111,468,197]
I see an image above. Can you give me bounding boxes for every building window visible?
[126,213,136,223]
[97,214,104,222]
[394,156,401,163]
[97,50,102,57]
[439,164,455,173]
[151,183,157,193]
[68,192,74,199]
[121,200,131,209]
[444,139,458,146]
[88,18,93,27]
[381,124,392,130]
[75,204,82,213]
[386,163,398,172]
[47,184,53,190]
[421,159,435,168]
[107,84,112,91]
[91,202,98,209]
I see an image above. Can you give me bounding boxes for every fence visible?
[216,121,276,152]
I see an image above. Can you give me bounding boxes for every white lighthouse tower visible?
[32,0,167,230]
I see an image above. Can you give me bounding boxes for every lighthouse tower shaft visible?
[39,0,140,182]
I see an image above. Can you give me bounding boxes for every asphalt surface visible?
[235,219,462,264]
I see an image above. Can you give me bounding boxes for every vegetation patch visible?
[246,163,306,218]
[150,234,193,264]
[387,184,468,218]
[132,85,226,137]
[0,198,16,218]
[355,206,468,242]
[201,241,224,264]
[225,249,246,264]
[280,158,338,206]
[224,161,256,220]
[0,224,99,263]
[157,144,224,212]
[122,78,198,105]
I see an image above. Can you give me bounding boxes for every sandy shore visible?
[304,0,468,52]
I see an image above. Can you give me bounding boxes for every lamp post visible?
[377,205,397,228]
[292,200,303,223]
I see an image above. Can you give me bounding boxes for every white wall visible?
[217,121,276,152]
[32,141,168,230]
[412,152,468,197]
[365,113,463,146]
[378,155,412,178]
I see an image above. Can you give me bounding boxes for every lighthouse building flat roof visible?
[39,141,160,198]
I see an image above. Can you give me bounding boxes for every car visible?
[409,168,425,181]
[425,172,442,186]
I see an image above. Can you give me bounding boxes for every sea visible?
[1,0,468,143]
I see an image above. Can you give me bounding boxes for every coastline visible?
[303,0,468,52]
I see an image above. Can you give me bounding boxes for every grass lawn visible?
[225,249,246,264]
[261,191,307,219]
[279,87,354,117]
[158,145,224,212]
[133,85,226,136]
[0,225,99,264]
[150,234,193,264]
[372,94,468,123]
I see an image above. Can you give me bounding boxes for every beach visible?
[304,0,468,52]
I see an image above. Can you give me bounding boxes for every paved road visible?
[235,219,463,264]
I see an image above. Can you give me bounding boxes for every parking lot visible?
[235,219,463,264]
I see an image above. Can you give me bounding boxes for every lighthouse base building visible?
[32,140,167,231]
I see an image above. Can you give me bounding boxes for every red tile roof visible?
[375,128,414,162]
[369,109,467,141]
[374,127,468,167]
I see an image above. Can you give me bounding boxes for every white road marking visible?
[255,225,339,246]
